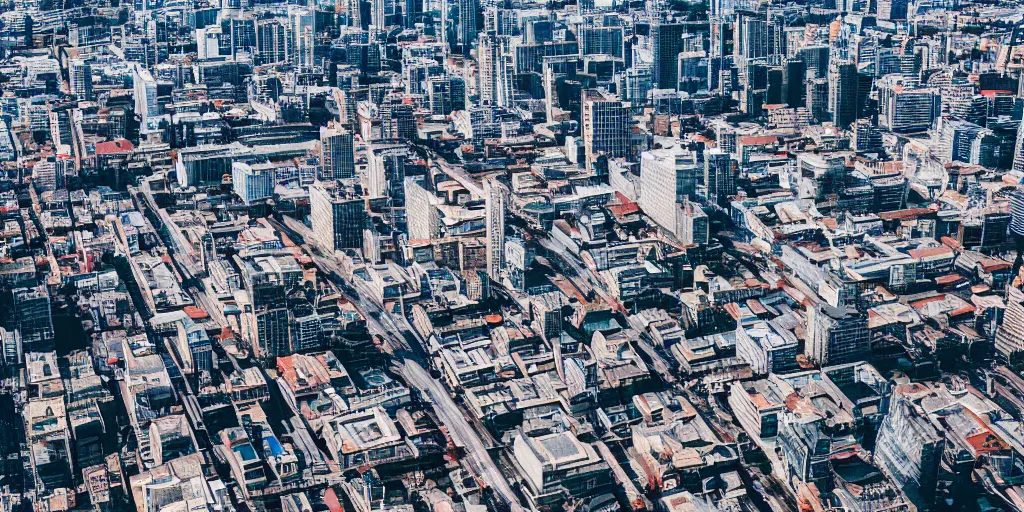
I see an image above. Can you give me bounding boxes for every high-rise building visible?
[806,78,829,122]
[874,393,944,510]
[878,76,939,133]
[288,6,315,67]
[70,59,93,101]
[132,64,159,125]
[256,18,290,65]
[11,286,54,348]
[827,59,858,127]
[457,0,478,55]
[784,58,806,107]
[405,177,440,240]
[996,286,1024,365]
[484,178,507,282]
[255,307,290,358]
[735,10,768,61]
[320,126,355,180]
[807,304,870,365]
[231,162,275,206]
[798,45,830,79]
[309,181,367,251]
[366,146,407,205]
[639,146,701,239]
[651,23,691,90]
[581,89,632,171]
[1012,121,1024,174]
[703,149,738,205]
[679,200,709,246]
[477,32,515,107]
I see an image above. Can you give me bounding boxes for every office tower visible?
[366,146,407,205]
[320,126,355,180]
[581,89,632,171]
[231,162,274,206]
[784,59,806,107]
[639,146,701,238]
[807,304,870,365]
[256,18,290,65]
[69,59,92,100]
[196,27,221,60]
[580,26,624,58]
[878,0,909,20]
[704,149,737,205]
[346,0,362,28]
[405,177,440,240]
[224,17,257,58]
[827,59,858,127]
[735,10,767,61]
[874,394,944,510]
[878,76,939,133]
[288,6,315,67]
[457,0,478,55]
[640,147,682,236]
[996,286,1024,365]
[678,200,709,245]
[484,178,507,282]
[256,307,291,358]
[766,66,784,104]
[1013,122,1024,174]
[798,44,829,78]
[505,238,533,292]
[132,64,159,125]
[651,23,690,90]
[309,181,367,251]
[767,9,787,57]
[371,0,386,28]
[806,78,829,122]
[853,119,882,152]
[11,286,54,348]
[735,321,800,374]
[477,32,514,107]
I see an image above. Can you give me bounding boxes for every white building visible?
[231,162,275,206]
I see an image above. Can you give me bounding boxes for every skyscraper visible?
[807,304,870,366]
[70,59,93,101]
[874,393,944,510]
[639,146,700,238]
[477,32,514,107]
[11,286,54,348]
[784,58,806,107]
[651,22,690,90]
[457,0,478,56]
[581,89,632,171]
[406,177,440,240]
[996,286,1024,365]
[703,149,738,205]
[256,18,290,65]
[1012,121,1024,174]
[485,178,507,282]
[231,162,275,206]
[827,59,858,127]
[320,126,355,180]
[806,77,829,123]
[132,64,159,125]
[310,181,367,251]
[288,6,315,67]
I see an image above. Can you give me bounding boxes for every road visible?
[396,359,523,512]
[270,216,525,512]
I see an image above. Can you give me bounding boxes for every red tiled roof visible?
[95,139,134,155]
[740,135,779,146]
[908,246,954,259]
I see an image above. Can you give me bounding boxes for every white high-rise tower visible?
[485,178,507,282]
